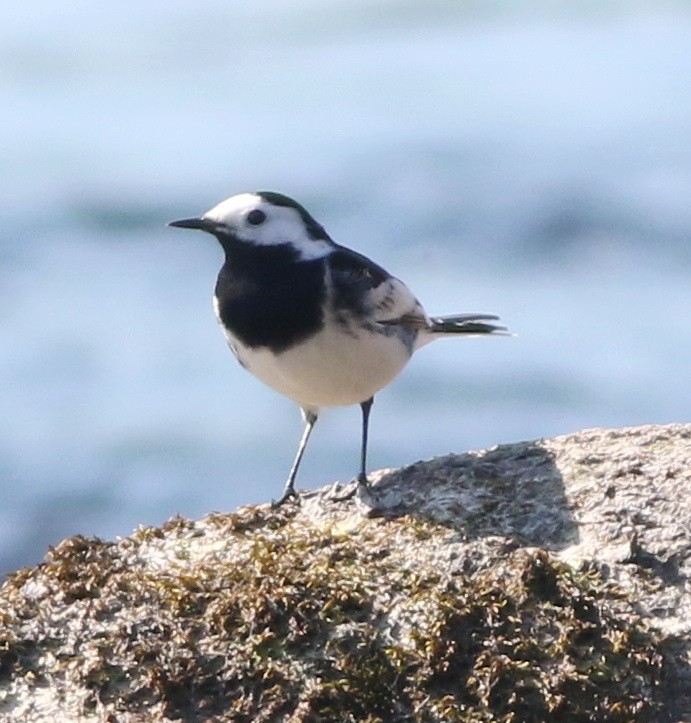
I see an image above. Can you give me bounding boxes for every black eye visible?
[247,209,267,226]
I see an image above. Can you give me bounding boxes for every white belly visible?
[225,322,413,410]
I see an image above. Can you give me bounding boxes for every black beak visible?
[168,217,217,231]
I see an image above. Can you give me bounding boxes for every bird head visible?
[169,191,334,260]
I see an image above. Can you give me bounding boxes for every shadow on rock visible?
[366,439,578,551]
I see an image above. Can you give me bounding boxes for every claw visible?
[329,474,370,503]
[271,487,300,508]
[330,484,357,503]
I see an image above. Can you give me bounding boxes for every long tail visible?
[428,313,509,336]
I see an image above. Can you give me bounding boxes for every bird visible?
[169,191,508,506]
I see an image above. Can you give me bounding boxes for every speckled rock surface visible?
[0,423,689,722]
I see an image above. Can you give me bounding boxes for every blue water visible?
[2,2,690,573]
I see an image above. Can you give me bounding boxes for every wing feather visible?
[328,247,429,329]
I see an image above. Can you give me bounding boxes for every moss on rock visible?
[0,506,664,721]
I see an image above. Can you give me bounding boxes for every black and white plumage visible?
[169,191,508,505]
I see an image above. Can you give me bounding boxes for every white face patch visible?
[202,193,334,260]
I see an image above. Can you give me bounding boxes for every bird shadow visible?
[354,439,579,552]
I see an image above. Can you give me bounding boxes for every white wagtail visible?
[169,191,508,506]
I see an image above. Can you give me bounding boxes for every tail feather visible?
[429,313,509,335]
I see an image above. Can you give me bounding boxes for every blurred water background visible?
[1,1,690,574]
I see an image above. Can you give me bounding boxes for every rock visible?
[0,423,689,722]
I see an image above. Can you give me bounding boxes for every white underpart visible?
[213,295,414,412]
[204,192,446,409]
[202,193,333,260]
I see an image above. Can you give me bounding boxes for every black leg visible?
[272,408,318,507]
[357,397,374,490]
[328,397,375,503]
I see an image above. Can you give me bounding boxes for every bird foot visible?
[329,483,357,502]
[271,486,301,508]
[329,474,370,502]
